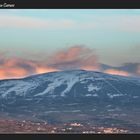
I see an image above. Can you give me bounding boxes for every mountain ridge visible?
[0,70,139,99]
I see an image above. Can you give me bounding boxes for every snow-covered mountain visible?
[0,70,140,126]
[0,70,140,99]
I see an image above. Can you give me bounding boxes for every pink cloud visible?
[104,69,131,76]
[0,57,59,80]
[47,45,100,71]
[0,46,139,79]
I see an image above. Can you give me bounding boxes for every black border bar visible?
[0,0,140,9]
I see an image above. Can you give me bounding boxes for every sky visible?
[0,9,140,79]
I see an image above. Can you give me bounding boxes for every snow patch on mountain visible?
[60,76,79,97]
[0,80,38,98]
[85,93,98,97]
[87,84,101,92]
[34,73,80,97]
[107,93,126,98]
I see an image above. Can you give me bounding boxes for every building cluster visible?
[0,119,131,134]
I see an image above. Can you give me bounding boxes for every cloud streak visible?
[1,12,140,32]
[104,69,131,77]
[0,15,95,30]
[0,14,79,29]
[87,15,140,32]
[138,65,140,74]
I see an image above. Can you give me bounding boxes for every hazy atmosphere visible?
[0,9,140,79]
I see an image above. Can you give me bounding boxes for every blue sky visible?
[0,9,140,66]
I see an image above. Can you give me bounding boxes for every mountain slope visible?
[0,70,140,129]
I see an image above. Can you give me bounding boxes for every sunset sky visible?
[0,9,140,79]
